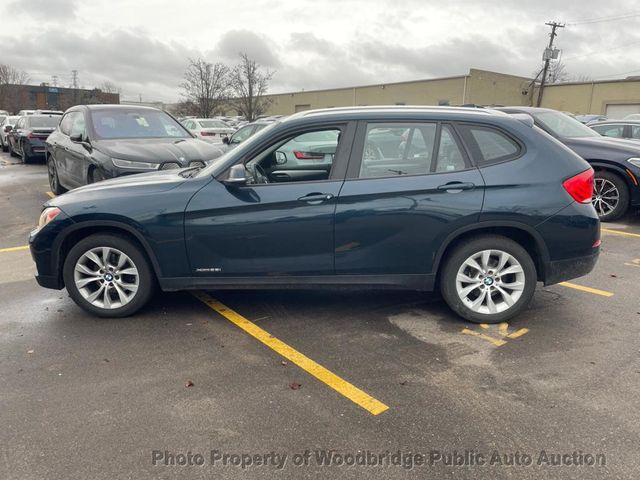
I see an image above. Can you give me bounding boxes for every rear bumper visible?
[543,249,599,286]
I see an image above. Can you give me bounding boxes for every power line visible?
[566,12,640,26]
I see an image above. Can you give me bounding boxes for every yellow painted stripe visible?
[479,323,489,330]
[0,245,29,253]
[498,322,509,335]
[192,291,389,416]
[507,328,529,339]
[558,282,614,297]
[624,262,640,268]
[46,191,55,198]
[602,228,640,239]
[461,328,507,347]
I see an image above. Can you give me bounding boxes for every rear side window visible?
[592,124,624,138]
[458,125,521,166]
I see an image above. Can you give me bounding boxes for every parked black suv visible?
[497,107,640,221]
[45,105,224,193]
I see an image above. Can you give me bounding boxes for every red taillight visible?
[293,150,324,160]
[200,131,215,136]
[27,132,34,139]
[563,168,594,204]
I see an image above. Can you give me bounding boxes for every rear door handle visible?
[437,182,475,193]
[298,193,334,203]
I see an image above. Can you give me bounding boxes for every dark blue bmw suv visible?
[29,107,600,323]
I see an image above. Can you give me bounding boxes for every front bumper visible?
[29,212,74,290]
[543,249,599,286]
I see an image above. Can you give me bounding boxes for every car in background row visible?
[181,118,235,142]
[30,106,599,323]
[575,114,607,125]
[17,110,36,116]
[221,120,275,149]
[624,113,640,121]
[0,110,9,116]
[590,120,640,142]
[45,105,224,193]
[497,107,640,221]
[6,114,61,163]
[0,115,20,151]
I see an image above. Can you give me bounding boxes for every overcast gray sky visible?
[1,0,639,102]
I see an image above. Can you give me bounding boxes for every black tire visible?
[8,140,17,157]
[63,234,156,317]
[440,235,537,324]
[21,141,31,164]
[593,171,629,222]
[47,156,67,195]
[89,168,106,183]
[0,136,6,152]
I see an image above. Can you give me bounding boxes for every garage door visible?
[605,104,640,119]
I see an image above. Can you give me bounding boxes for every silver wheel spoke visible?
[457,272,478,283]
[501,281,525,291]
[481,250,491,271]
[495,286,515,307]
[460,282,483,297]
[496,251,509,272]
[486,292,497,314]
[74,246,139,310]
[470,289,487,310]
[500,265,523,275]
[464,257,483,272]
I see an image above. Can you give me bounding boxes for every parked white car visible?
[182,118,235,143]
[0,115,20,152]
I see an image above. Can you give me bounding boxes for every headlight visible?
[111,158,160,170]
[627,158,640,169]
[38,207,61,228]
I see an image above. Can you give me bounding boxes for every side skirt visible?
[159,274,436,292]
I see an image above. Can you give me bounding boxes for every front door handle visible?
[298,193,334,204]
[437,182,475,193]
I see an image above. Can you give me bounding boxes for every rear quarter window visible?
[457,124,522,166]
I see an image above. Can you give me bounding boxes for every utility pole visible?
[71,70,78,89]
[52,75,58,87]
[536,21,565,107]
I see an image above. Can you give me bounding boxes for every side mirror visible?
[223,164,247,186]
[275,151,287,165]
[4,125,12,132]
[70,133,83,142]
[222,136,230,145]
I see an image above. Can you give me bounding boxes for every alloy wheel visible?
[73,247,139,309]
[592,178,619,217]
[455,249,525,315]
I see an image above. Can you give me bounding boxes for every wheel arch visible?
[53,221,163,287]
[587,160,635,191]
[433,222,550,285]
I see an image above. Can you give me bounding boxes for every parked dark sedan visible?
[45,105,224,193]
[7,114,61,163]
[30,106,599,323]
[497,107,640,221]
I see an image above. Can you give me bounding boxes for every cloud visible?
[212,30,281,68]
[5,0,77,19]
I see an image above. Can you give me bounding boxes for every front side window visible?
[592,125,624,138]
[59,112,76,135]
[243,128,341,185]
[90,109,190,139]
[230,125,254,144]
[70,113,86,138]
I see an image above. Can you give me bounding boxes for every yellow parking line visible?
[498,322,509,335]
[602,228,640,239]
[558,282,614,297]
[46,191,55,198]
[461,328,507,347]
[0,245,29,253]
[507,328,529,339]
[192,291,389,416]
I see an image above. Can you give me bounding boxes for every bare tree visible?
[547,60,570,83]
[180,58,229,118]
[99,81,122,94]
[228,53,274,121]
[0,64,30,112]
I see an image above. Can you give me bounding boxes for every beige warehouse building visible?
[258,68,640,118]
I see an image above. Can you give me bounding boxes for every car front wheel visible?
[63,234,155,317]
[440,235,537,323]
[592,171,629,222]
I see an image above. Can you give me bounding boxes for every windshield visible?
[199,120,230,129]
[533,110,600,138]
[196,121,280,178]
[90,109,191,139]
[29,116,61,128]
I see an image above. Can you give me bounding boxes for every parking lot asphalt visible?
[1,152,639,479]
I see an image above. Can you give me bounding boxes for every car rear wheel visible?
[89,168,106,183]
[47,157,67,195]
[8,139,17,157]
[63,234,155,317]
[440,235,537,323]
[592,171,629,222]
[0,136,6,152]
